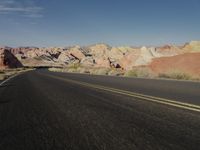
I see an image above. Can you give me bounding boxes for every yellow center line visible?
[41,73,200,113]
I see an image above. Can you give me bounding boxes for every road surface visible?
[0,69,200,150]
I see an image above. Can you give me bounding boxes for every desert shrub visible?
[158,70,192,80]
[0,68,33,80]
[66,68,77,73]
[68,63,81,70]
[48,68,63,72]
[124,70,138,77]
[124,68,154,78]
[0,74,6,80]
[76,67,88,73]
[108,69,124,76]
[91,68,111,75]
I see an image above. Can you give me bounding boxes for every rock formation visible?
[149,53,200,77]
[0,48,23,69]
[1,41,200,78]
[183,41,200,52]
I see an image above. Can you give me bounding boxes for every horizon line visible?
[1,40,199,48]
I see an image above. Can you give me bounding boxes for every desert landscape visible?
[1,0,200,149]
[1,41,200,81]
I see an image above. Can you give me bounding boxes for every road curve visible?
[0,69,200,150]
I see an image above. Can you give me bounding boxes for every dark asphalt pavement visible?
[0,69,200,150]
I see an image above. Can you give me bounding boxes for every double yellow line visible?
[43,73,200,113]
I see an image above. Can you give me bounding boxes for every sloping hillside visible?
[149,53,200,77]
[0,48,23,69]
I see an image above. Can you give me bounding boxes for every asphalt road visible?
[0,69,200,150]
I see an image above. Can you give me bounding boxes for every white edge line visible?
[0,74,20,86]
[0,69,33,86]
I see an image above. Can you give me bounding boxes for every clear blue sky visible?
[0,0,199,47]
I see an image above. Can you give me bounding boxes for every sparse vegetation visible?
[0,68,34,81]
[124,68,154,78]
[67,63,81,70]
[0,73,6,80]
[158,70,193,80]
[90,68,111,75]
[49,67,200,82]
[108,69,124,76]
[49,67,111,75]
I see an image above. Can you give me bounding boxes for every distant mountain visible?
[0,41,200,78]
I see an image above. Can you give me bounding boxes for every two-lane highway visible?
[0,69,200,150]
